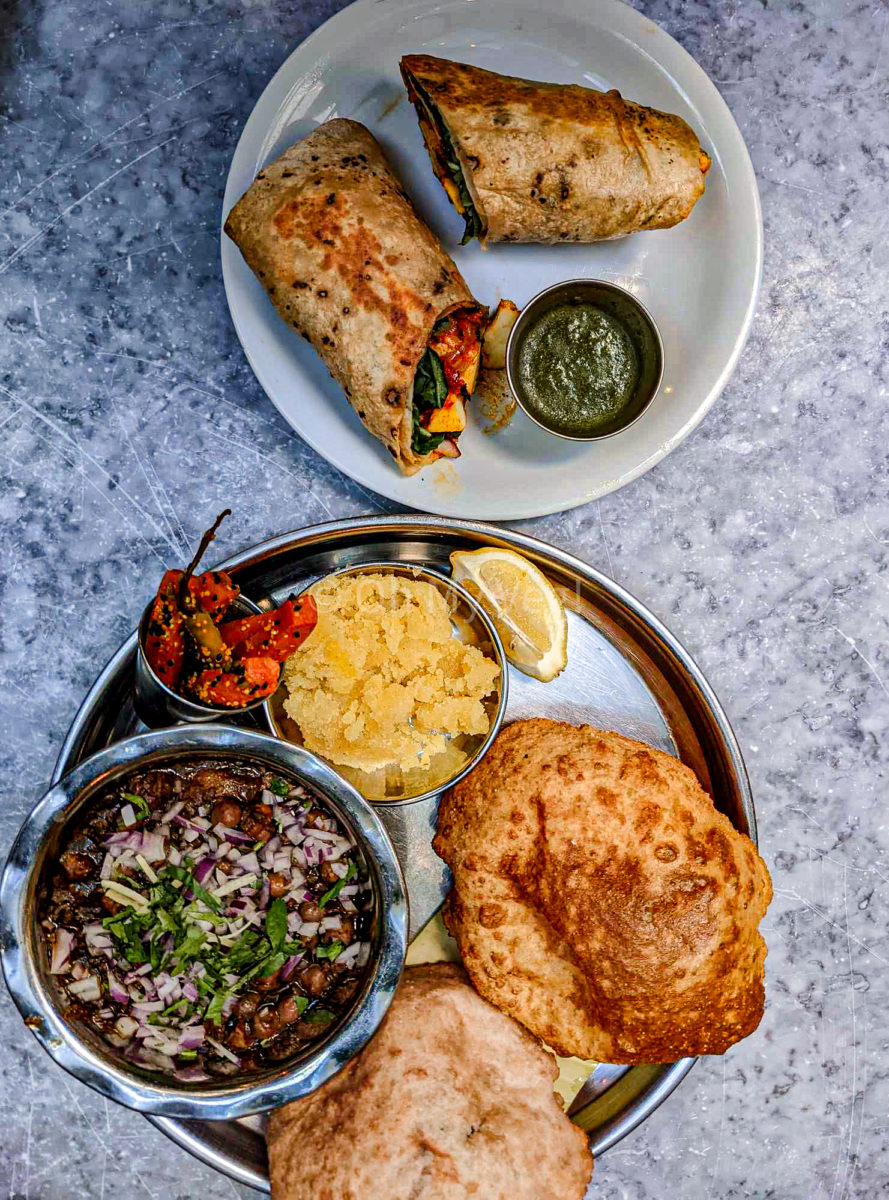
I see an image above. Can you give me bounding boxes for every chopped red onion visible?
[107,970,129,1004]
[280,954,303,981]
[193,857,215,886]
[161,800,185,823]
[50,928,75,973]
[114,1015,139,1039]
[205,1035,240,1066]
[337,943,361,967]
[178,1025,205,1051]
[69,975,100,1001]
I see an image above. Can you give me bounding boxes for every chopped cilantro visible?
[121,792,151,821]
[305,1008,335,1024]
[318,862,357,908]
[265,898,288,952]
[268,777,290,797]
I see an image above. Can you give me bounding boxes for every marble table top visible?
[2,0,887,1196]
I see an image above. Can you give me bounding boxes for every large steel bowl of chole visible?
[0,726,407,1119]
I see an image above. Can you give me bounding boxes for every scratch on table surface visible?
[830,625,889,700]
[825,864,859,1200]
[596,499,616,580]
[832,863,864,1200]
[104,375,190,554]
[99,1149,108,1200]
[203,426,337,521]
[862,515,889,546]
[0,381,179,554]
[803,843,889,891]
[0,385,177,564]
[1,70,224,216]
[59,1073,113,1155]
[0,136,177,276]
[773,887,889,967]
[704,1054,727,1200]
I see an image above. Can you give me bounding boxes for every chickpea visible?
[324,916,354,945]
[237,992,260,1020]
[299,900,322,923]
[255,970,280,993]
[277,993,305,1025]
[255,802,273,821]
[242,816,271,843]
[269,873,289,898]
[253,1005,281,1040]
[60,851,93,881]
[211,800,242,827]
[227,1023,255,1051]
[319,861,339,884]
[302,966,328,996]
[101,894,123,915]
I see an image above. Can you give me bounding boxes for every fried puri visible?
[266,962,592,1200]
[434,719,772,1063]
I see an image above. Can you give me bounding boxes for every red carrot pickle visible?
[142,512,318,709]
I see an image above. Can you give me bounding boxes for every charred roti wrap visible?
[400,55,711,245]
[224,119,486,473]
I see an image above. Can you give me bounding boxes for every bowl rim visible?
[0,725,408,1119]
[505,277,666,442]
[262,560,509,806]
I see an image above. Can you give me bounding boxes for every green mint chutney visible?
[515,302,641,437]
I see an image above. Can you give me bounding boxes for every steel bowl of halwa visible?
[0,726,407,1118]
[264,563,509,804]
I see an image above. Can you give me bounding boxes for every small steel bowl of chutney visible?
[505,279,664,441]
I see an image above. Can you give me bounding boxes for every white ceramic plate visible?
[221,0,762,520]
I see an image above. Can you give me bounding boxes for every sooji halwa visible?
[281,571,500,790]
[41,759,373,1078]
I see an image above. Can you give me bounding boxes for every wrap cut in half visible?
[400,55,712,245]
[224,118,486,474]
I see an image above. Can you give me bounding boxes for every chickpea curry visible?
[40,757,374,1079]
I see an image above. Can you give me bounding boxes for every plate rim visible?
[51,513,755,1189]
[219,0,764,520]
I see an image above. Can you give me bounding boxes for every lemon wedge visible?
[450,547,568,682]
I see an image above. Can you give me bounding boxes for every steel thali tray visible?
[54,516,756,1191]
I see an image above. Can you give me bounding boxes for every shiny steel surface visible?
[2,726,408,1120]
[263,561,508,805]
[51,516,756,1186]
[505,278,666,441]
[134,594,265,727]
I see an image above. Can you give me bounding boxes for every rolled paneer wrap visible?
[400,55,711,245]
[224,118,486,474]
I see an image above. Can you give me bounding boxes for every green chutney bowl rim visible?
[504,277,666,443]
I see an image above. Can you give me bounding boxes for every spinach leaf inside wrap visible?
[411,347,449,455]
[406,77,484,245]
